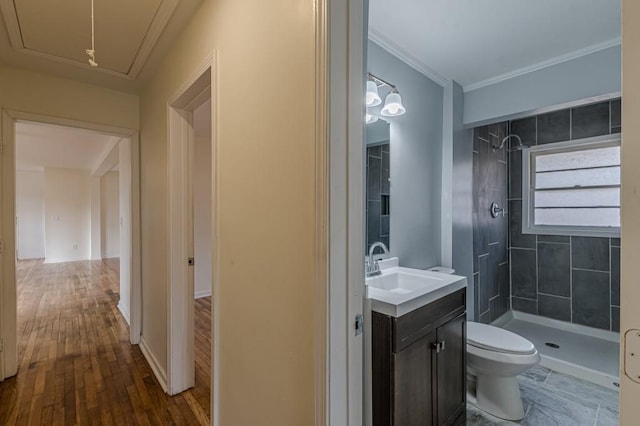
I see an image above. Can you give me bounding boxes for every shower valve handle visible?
[490,202,506,218]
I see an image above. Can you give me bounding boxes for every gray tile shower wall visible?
[506,99,621,332]
[366,143,390,253]
[472,122,509,323]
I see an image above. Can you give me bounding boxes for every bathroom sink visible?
[366,258,467,317]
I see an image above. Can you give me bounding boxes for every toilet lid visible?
[467,322,536,355]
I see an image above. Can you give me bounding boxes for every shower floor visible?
[493,311,620,390]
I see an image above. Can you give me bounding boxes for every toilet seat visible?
[467,322,536,355]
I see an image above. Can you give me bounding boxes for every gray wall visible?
[464,46,621,127]
[508,99,621,332]
[449,82,475,319]
[471,123,510,323]
[367,41,444,269]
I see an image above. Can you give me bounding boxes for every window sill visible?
[522,226,620,239]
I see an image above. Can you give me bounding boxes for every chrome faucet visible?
[366,242,390,277]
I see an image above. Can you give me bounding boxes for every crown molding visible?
[463,38,622,93]
[368,27,450,87]
[0,0,179,80]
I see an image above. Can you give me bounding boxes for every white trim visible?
[139,336,168,392]
[194,290,211,299]
[0,0,21,47]
[118,301,131,324]
[126,0,180,78]
[43,257,89,264]
[0,0,179,80]
[368,27,449,87]
[166,54,213,397]
[210,51,220,426]
[313,1,328,425]
[328,1,365,424]
[464,38,622,92]
[91,138,121,176]
[521,134,621,238]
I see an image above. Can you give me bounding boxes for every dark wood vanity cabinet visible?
[372,289,466,426]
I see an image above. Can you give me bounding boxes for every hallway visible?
[0,260,210,425]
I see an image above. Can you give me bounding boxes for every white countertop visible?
[366,258,467,317]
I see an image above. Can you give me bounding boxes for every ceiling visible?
[16,121,120,172]
[369,0,621,90]
[0,0,203,93]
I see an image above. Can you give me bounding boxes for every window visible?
[522,134,621,237]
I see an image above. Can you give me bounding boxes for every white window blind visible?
[523,135,621,236]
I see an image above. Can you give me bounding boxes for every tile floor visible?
[467,366,619,425]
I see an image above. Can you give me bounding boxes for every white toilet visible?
[466,321,540,421]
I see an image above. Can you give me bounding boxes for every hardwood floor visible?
[193,297,212,417]
[0,260,211,425]
[102,257,120,276]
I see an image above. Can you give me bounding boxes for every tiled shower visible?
[472,99,621,332]
[366,143,390,253]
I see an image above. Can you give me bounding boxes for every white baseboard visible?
[139,336,168,392]
[44,256,88,264]
[17,255,45,261]
[194,290,212,299]
[118,302,130,325]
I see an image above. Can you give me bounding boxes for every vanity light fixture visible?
[381,91,406,117]
[366,81,382,106]
[367,72,406,117]
[365,112,379,124]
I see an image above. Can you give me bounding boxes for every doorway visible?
[166,58,214,416]
[0,111,141,381]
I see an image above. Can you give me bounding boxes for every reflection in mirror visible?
[366,119,390,254]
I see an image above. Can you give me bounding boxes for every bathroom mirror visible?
[365,119,390,254]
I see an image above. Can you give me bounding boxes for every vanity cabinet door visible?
[393,330,436,426]
[436,313,467,425]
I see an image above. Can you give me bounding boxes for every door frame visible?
[166,54,214,397]
[325,0,366,424]
[0,110,142,380]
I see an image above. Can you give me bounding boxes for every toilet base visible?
[467,373,524,421]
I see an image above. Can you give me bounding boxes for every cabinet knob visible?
[432,340,445,353]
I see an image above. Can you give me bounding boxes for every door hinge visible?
[0,338,4,352]
[0,240,4,254]
[355,314,364,336]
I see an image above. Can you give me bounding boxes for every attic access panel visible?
[1,0,178,78]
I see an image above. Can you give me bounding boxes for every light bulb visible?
[381,92,406,117]
[365,113,379,124]
[366,81,382,106]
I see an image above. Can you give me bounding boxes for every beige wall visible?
[101,171,120,259]
[139,0,318,423]
[0,65,138,130]
[621,1,640,422]
[44,167,91,263]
